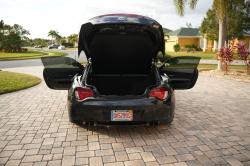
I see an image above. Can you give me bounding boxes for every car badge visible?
[118,16,126,20]
[95,19,101,22]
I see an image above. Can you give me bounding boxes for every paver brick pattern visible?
[0,66,250,166]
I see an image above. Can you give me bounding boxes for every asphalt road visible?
[0,48,87,69]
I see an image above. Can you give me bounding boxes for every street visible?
[0,49,87,69]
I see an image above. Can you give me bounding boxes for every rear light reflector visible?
[149,87,168,100]
[74,88,94,100]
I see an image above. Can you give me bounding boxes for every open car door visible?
[41,57,84,90]
[159,56,201,90]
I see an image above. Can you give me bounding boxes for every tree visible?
[173,0,232,70]
[200,7,219,41]
[67,34,78,43]
[243,0,250,32]
[70,38,77,44]
[186,23,192,28]
[164,30,169,38]
[48,30,59,44]
[54,34,62,44]
[0,20,4,48]
[41,40,47,46]
[200,2,245,42]
[60,39,66,44]
[0,21,30,49]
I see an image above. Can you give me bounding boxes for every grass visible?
[0,51,68,61]
[166,51,216,59]
[198,64,247,71]
[0,71,41,94]
[66,48,78,50]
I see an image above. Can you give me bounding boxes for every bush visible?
[155,52,171,63]
[191,44,198,51]
[184,45,191,52]
[173,44,180,52]
[215,40,236,73]
[235,40,250,75]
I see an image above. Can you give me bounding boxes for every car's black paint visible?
[41,14,200,126]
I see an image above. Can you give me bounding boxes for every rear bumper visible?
[68,95,175,125]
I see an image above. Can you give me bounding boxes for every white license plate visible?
[111,110,133,121]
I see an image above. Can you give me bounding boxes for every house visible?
[165,28,250,52]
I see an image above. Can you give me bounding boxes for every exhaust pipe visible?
[148,122,154,126]
[84,121,96,126]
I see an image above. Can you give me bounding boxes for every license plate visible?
[111,110,133,121]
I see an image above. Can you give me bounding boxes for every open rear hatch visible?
[78,15,165,96]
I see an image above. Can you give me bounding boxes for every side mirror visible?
[72,62,78,67]
[72,62,84,69]
[165,63,171,67]
[158,58,171,69]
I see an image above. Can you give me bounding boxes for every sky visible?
[0,0,214,39]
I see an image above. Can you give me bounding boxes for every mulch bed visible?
[199,69,250,81]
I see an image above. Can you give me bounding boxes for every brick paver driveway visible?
[0,66,250,166]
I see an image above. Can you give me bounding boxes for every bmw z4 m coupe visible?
[41,14,200,126]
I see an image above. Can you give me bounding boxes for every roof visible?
[168,28,201,37]
[163,27,172,33]
[243,31,250,36]
[168,28,250,37]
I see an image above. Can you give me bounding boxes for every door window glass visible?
[165,56,200,69]
[41,57,79,69]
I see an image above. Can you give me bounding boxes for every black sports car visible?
[41,14,200,126]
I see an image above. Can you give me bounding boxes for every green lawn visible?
[0,51,68,61]
[0,71,41,94]
[166,51,216,59]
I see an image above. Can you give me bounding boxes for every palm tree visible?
[173,0,230,70]
[164,30,170,38]
[48,30,59,45]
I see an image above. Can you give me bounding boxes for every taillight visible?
[149,87,168,100]
[74,88,94,100]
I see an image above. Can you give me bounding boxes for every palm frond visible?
[173,0,187,17]
[188,0,198,10]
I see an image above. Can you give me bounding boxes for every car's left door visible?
[41,57,84,90]
[159,56,200,90]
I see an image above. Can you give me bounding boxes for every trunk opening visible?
[86,71,156,96]
[85,27,158,95]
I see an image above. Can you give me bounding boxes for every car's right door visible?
[159,56,201,90]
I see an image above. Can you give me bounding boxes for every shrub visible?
[191,44,198,51]
[155,52,171,63]
[184,45,191,52]
[215,40,236,73]
[173,44,180,52]
[216,39,250,74]
[235,40,250,75]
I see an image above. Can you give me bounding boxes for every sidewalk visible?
[200,59,245,65]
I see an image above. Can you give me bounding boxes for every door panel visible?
[159,56,200,90]
[41,57,84,90]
